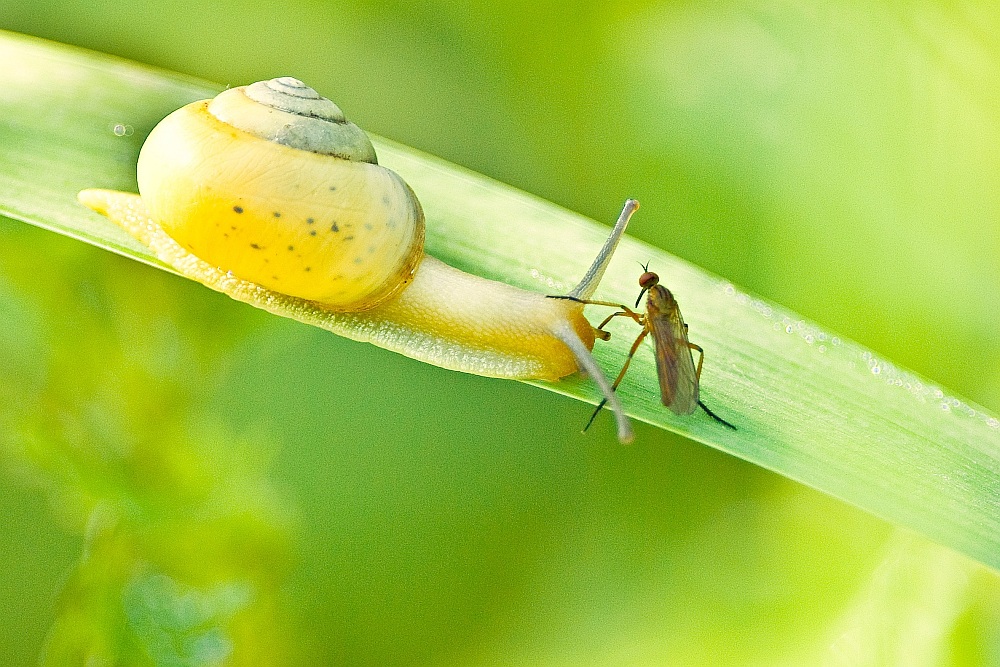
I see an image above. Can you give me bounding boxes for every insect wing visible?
[647,288,699,415]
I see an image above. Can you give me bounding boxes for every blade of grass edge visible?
[1,30,999,573]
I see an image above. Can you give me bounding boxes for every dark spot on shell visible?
[310,230,317,236]
[272,275,279,280]
[223,233,229,238]
[364,223,373,231]
[344,235,354,241]
[329,185,337,191]
[305,267,311,272]
[381,196,390,206]
[233,206,243,214]
[250,243,261,250]
[330,222,339,232]
[354,257,362,264]
[273,212,281,218]
[231,226,237,231]
[288,245,294,251]
[264,259,269,263]
[306,218,315,224]
[368,246,376,254]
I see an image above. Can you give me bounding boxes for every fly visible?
[555,266,735,432]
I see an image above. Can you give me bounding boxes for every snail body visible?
[80,77,635,441]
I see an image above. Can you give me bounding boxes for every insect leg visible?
[588,309,632,341]
[688,341,704,382]
[553,323,634,443]
[549,296,644,341]
[551,296,642,318]
[687,342,736,430]
[583,400,608,431]
[697,400,737,430]
[584,327,650,433]
[596,308,643,332]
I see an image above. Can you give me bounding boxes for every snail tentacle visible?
[551,321,634,443]
[565,199,638,301]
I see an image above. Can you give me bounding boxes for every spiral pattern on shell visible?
[207,76,378,163]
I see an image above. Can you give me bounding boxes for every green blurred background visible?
[2,1,1000,665]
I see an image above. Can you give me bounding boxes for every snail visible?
[79,77,637,442]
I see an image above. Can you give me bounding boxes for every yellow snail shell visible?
[136,76,423,311]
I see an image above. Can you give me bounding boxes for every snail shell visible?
[136,77,423,311]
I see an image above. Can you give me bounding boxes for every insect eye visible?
[638,271,659,289]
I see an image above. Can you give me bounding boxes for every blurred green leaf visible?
[2,27,1000,592]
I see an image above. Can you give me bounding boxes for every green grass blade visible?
[2,30,999,573]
